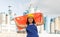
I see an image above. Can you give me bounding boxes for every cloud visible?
[30,0,60,16]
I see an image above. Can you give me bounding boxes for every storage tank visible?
[44,16,51,33]
[55,16,60,34]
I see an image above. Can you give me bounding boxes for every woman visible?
[26,14,39,37]
[16,14,39,37]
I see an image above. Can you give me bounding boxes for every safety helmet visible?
[27,13,34,18]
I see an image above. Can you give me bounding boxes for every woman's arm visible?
[17,24,27,28]
[36,22,44,26]
[36,17,44,26]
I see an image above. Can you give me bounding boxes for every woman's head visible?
[27,16,35,25]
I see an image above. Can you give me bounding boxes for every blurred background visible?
[0,0,60,37]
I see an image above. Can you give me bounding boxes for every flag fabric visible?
[14,15,27,30]
[33,13,44,25]
[14,13,44,30]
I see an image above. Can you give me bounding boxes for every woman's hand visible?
[36,22,43,26]
[17,24,27,28]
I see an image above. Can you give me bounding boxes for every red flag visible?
[33,13,44,25]
[14,13,44,30]
[14,15,27,30]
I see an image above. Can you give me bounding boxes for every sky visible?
[0,0,30,15]
[0,0,60,17]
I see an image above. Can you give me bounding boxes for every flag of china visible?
[14,15,27,30]
[33,13,44,25]
[14,13,44,30]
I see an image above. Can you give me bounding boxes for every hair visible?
[26,17,35,25]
